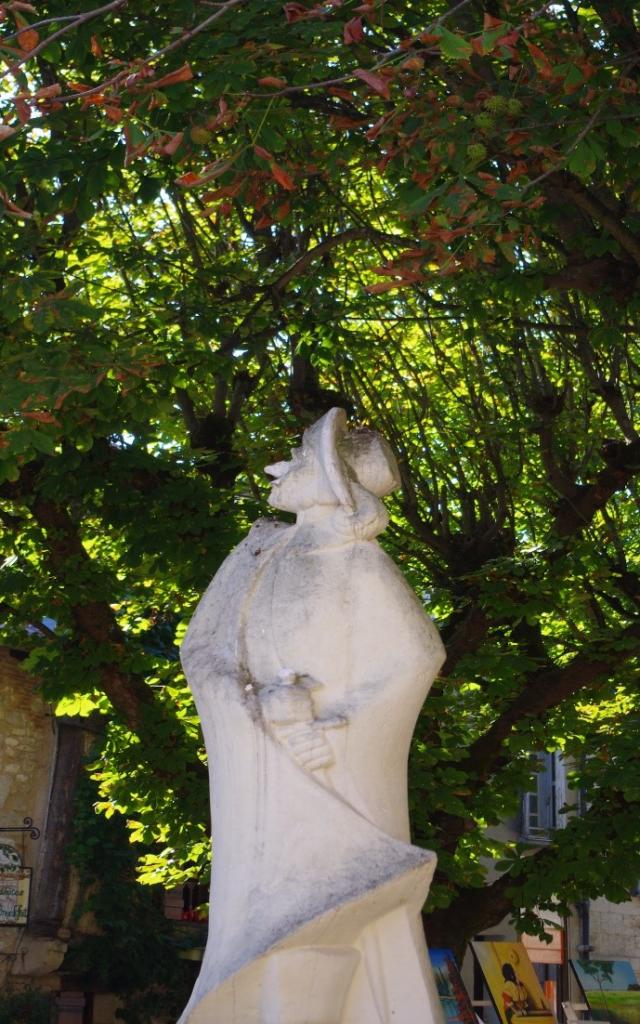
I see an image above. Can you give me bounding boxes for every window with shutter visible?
[522,752,566,842]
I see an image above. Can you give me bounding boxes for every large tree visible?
[2,0,640,955]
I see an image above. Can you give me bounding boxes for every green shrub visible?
[0,987,55,1024]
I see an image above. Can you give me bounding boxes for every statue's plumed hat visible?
[304,408,401,511]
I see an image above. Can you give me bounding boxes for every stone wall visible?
[0,647,55,835]
[0,647,175,1022]
[588,895,640,976]
[0,647,56,985]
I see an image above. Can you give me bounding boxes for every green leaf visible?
[39,41,63,63]
[403,183,447,216]
[25,428,56,455]
[435,27,473,61]
[56,693,100,717]
[479,26,507,54]
[260,125,287,153]
[567,139,597,178]
[564,64,584,89]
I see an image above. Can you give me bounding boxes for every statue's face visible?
[265,442,334,512]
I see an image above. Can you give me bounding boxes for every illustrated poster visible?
[471,941,555,1024]
[571,959,640,1024]
[431,947,477,1024]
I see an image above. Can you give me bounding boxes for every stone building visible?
[0,643,204,1023]
[464,752,640,1019]
[0,645,116,1022]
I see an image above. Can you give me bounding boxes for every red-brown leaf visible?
[283,3,308,22]
[175,158,234,187]
[17,26,38,51]
[22,410,60,425]
[354,68,390,99]
[527,43,554,79]
[365,113,392,140]
[54,375,105,410]
[270,162,296,190]
[344,17,364,44]
[34,83,62,100]
[498,29,520,49]
[275,200,291,220]
[285,0,330,16]
[0,189,32,217]
[328,85,355,100]
[202,183,242,202]
[151,63,193,89]
[175,171,202,187]
[331,115,367,129]
[366,280,410,294]
[161,131,184,156]
[15,97,30,124]
[258,76,288,88]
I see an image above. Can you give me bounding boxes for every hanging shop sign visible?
[0,821,39,927]
[0,863,31,926]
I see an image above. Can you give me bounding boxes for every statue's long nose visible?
[264,461,289,479]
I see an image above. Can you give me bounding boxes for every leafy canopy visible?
[2,0,640,951]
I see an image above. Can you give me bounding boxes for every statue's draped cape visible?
[179,511,445,1022]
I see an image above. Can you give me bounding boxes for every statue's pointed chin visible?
[267,485,290,512]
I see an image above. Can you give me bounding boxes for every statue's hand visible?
[283,723,336,772]
[259,672,314,725]
[259,670,346,774]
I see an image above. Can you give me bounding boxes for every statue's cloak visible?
[179,518,444,1022]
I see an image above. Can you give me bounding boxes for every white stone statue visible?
[179,408,446,1024]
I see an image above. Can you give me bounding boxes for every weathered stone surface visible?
[0,648,58,982]
[179,409,446,1023]
[0,651,98,983]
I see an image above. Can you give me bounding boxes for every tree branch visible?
[270,227,417,294]
[547,172,640,269]
[460,619,640,786]
[2,0,128,77]
[47,0,247,103]
[424,847,554,954]
[440,604,490,676]
[428,614,640,858]
[553,438,640,536]
[543,256,638,301]
[219,225,418,357]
